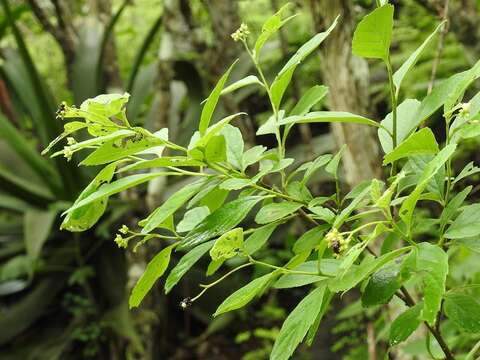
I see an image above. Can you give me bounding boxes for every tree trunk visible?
[311,0,383,187]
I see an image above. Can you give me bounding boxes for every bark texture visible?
[311,0,383,187]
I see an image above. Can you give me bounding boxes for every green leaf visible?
[399,144,456,229]
[270,67,296,110]
[293,226,324,254]
[337,224,386,277]
[255,201,303,225]
[210,228,244,260]
[64,171,167,216]
[141,178,208,234]
[205,135,227,163]
[444,59,480,111]
[244,222,279,255]
[256,112,279,136]
[220,75,264,96]
[333,183,371,228]
[383,128,439,165]
[221,124,244,170]
[452,123,480,143]
[329,247,410,292]
[242,145,267,171]
[80,93,130,120]
[301,154,332,186]
[274,274,325,289]
[254,4,294,60]
[270,285,327,360]
[280,111,380,128]
[290,85,329,116]
[164,240,214,293]
[270,17,338,109]
[176,206,210,233]
[199,61,237,136]
[200,188,229,212]
[352,4,394,60]
[191,112,246,151]
[325,146,345,179]
[361,255,414,307]
[42,121,88,155]
[81,133,167,166]
[378,99,421,153]
[214,272,274,317]
[389,303,422,346]
[444,293,480,333]
[179,196,266,249]
[219,178,253,191]
[376,171,404,209]
[279,17,338,77]
[61,162,117,231]
[286,181,313,203]
[24,209,56,261]
[439,186,472,230]
[206,258,225,276]
[129,243,177,308]
[119,157,204,173]
[453,162,480,184]
[414,64,480,127]
[444,203,480,239]
[309,206,335,223]
[416,242,448,325]
[393,22,444,92]
[51,129,135,158]
[306,289,332,345]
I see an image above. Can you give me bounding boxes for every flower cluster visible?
[325,228,349,257]
[55,101,67,121]
[63,146,73,161]
[231,23,250,42]
[114,225,131,248]
[114,234,128,249]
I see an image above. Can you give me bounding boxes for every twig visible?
[427,0,449,94]
[368,245,456,360]
[367,322,377,360]
[398,287,455,360]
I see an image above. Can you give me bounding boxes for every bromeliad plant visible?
[46,4,480,360]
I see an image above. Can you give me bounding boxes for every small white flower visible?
[63,146,73,161]
[119,224,129,235]
[114,234,128,248]
[231,23,250,42]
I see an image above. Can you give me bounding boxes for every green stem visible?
[242,41,286,187]
[466,338,480,360]
[248,256,331,277]
[191,263,253,302]
[340,221,389,237]
[386,57,398,175]
[167,166,210,177]
[439,113,454,247]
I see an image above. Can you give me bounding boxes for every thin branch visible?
[51,0,69,31]
[398,287,455,360]
[427,0,449,94]
[368,245,456,360]
[26,0,58,38]
[26,0,77,78]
